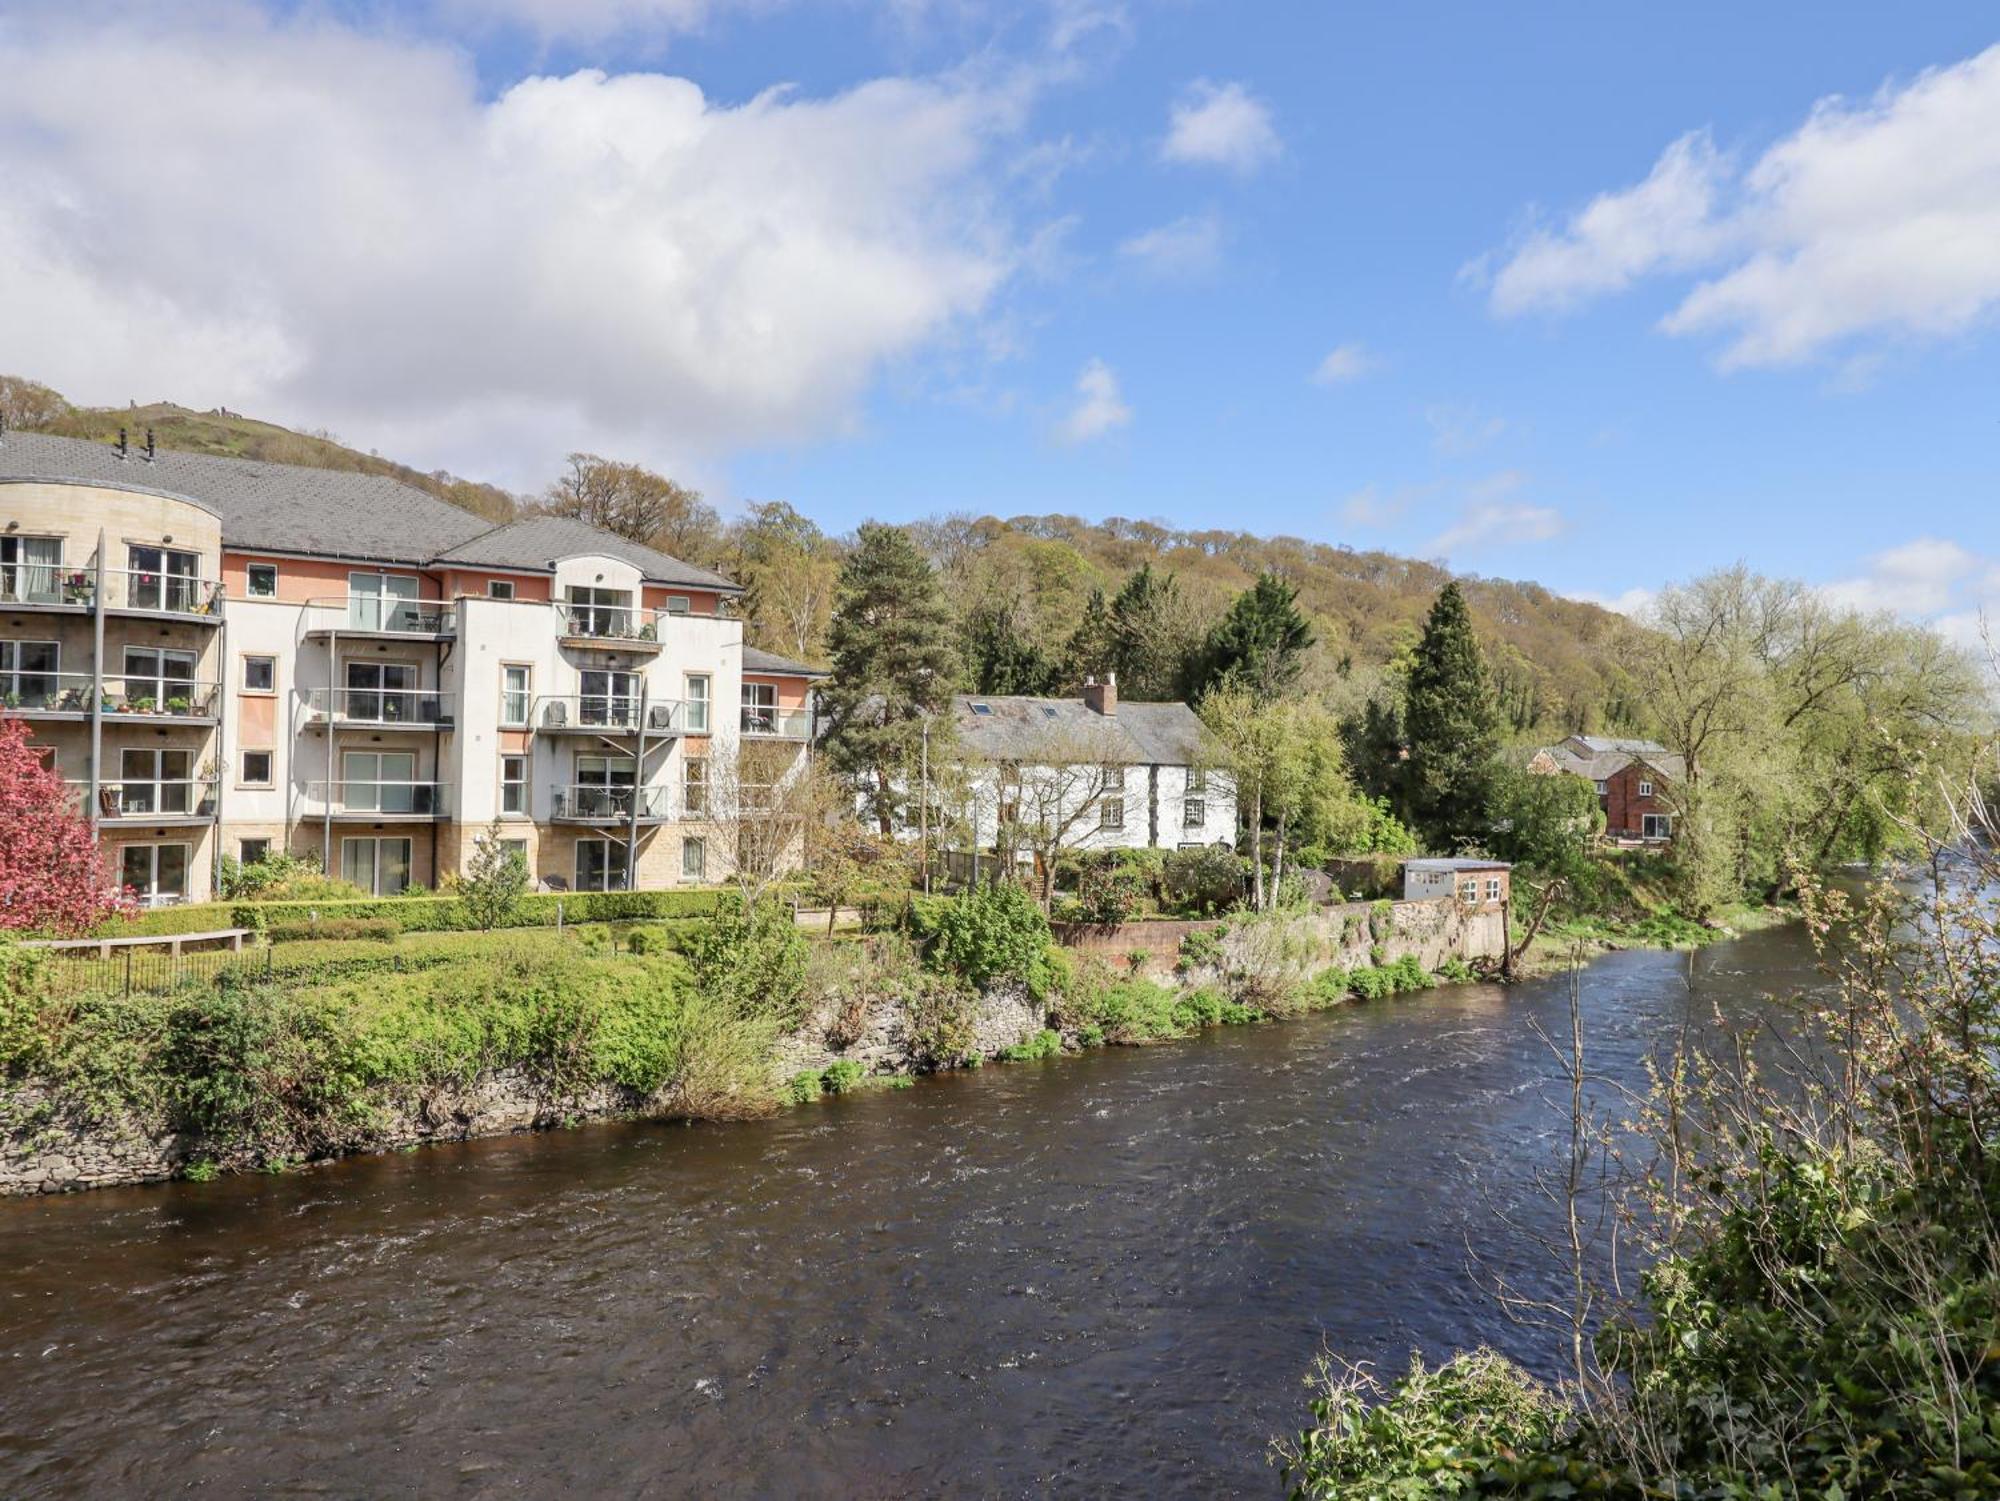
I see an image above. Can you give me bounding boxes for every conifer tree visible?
[1060,588,1115,689]
[819,523,961,834]
[1190,572,1315,700]
[1108,564,1201,701]
[1401,582,1502,847]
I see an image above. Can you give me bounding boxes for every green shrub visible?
[1161,845,1243,915]
[1170,986,1257,1029]
[820,1058,868,1094]
[915,882,1054,993]
[680,906,810,1026]
[1001,1028,1063,1062]
[101,888,737,940]
[266,917,401,943]
[1434,956,1475,983]
[902,974,979,1070]
[1174,924,1226,974]
[784,1070,822,1105]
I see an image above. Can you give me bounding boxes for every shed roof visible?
[1405,858,1512,872]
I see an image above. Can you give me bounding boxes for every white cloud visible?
[1311,342,1374,385]
[1569,586,1659,620]
[1821,537,1986,616]
[1117,214,1223,278]
[1055,357,1130,443]
[1481,45,2000,369]
[1160,79,1280,174]
[444,0,725,43]
[1338,482,1421,527]
[1420,473,1562,559]
[0,5,1028,486]
[1426,403,1506,455]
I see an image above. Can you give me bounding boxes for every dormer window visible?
[970,701,992,716]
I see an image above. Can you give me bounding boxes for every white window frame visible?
[684,673,711,733]
[487,579,516,600]
[0,638,60,702]
[241,654,276,694]
[1637,780,1654,799]
[1101,764,1125,793]
[681,836,706,880]
[664,594,691,616]
[500,663,532,728]
[1099,795,1125,831]
[1643,813,1673,840]
[1486,877,1503,901]
[246,562,278,598]
[240,749,274,787]
[120,842,191,906]
[1594,779,1608,795]
[500,754,528,816]
[682,756,708,817]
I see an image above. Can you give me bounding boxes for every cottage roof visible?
[1538,736,1687,783]
[431,513,737,591]
[742,645,827,679]
[951,693,1206,766]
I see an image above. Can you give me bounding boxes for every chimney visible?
[1083,671,1117,716]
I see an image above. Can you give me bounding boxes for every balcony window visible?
[579,669,640,728]
[575,837,629,892]
[348,572,420,632]
[126,545,203,613]
[1,536,64,604]
[0,639,59,707]
[346,661,416,723]
[342,837,413,896]
[742,681,777,733]
[119,747,195,815]
[121,646,198,712]
[565,585,634,638]
[247,563,278,598]
[343,750,419,813]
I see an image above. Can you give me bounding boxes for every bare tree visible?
[964,721,1131,908]
[698,740,839,915]
[540,452,722,563]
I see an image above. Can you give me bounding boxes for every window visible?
[1183,798,1205,828]
[998,798,1020,826]
[242,654,276,693]
[0,639,60,708]
[121,646,197,709]
[741,681,777,733]
[500,754,527,816]
[682,836,707,880]
[500,664,532,727]
[1187,767,1208,794]
[499,837,529,867]
[1643,813,1673,840]
[684,673,710,733]
[579,668,638,729]
[682,757,708,816]
[117,747,194,815]
[120,843,190,906]
[487,579,516,601]
[342,837,413,896]
[970,701,993,716]
[575,838,629,892]
[342,750,421,813]
[664,594,691,616]
[239,838,271,865]
[1,535,64,605]
[1637,780,1654,799]
[345,660,417,723]
[1099,796,1125,831]
[348,571,420,631]
[1594,779,1609,795]
[1485,877,1504,901]
[241,750,273,787]
[1459,878,1478,903]
[246,563,278,598]
[573,754,637,818]
[1101,765,1125,792]
[127,545,202,612]
[565,585,634,638]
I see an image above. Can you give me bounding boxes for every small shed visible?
[1402,858,1512,909]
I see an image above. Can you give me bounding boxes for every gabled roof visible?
[0,431,739,589]
[1571,735,1670,756]
[741,645,828,678]
[431,513,737,591]
[1537,738,1687,783]
[0,431,490,566]
[951,693,1207,766]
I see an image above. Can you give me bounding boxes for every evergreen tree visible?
[964,602,1062,696]
[1108,564,1201,701]
[1060,587,1115,689]
[459,819,530,929]
[819,523,961,834]
[1401,582,1502,847]
[1190,572,1315,700]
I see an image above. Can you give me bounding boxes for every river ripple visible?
[0,924,1829,1498]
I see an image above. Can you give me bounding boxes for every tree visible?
[1190,572,1315,700]
[727,501,841,662]
[1060,588,1116,687]
[1402,582,1502,848]
[459,819,530,930]
[964,601,1063,696]
[0,720,132,935]
[1108,564,1206,701]
[702,743,843,915]
[0,374,71,429]
[540,452,722,563]
[1489,764,1605,959]
[969,722,1130,908]
[818,524,961,835]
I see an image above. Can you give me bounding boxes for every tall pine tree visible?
[819,524,961,834]
[1189,572,1315,700]
[1061,587,1116,689]
[1108,564,1202,701]
[1401,582,1502,848]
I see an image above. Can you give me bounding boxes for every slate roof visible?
[741,645,827,678]
[952,693,1207,766]
[1536,735,1687,783]
[1406,857,1512,873]
[0,431,738,588]
[431,514,737,591]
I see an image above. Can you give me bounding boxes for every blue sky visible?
[3,2,1997,633]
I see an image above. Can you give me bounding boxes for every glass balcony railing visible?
[0,566,94,607]
[305,687,450,726]
[0,672,218,717]
[304,780,451,816]
[740,705,812,739]
[529,694,681,734]
[302,595,456,636]
[556,603,658,643]
[69,778,220,820]
[101,567,223,617]
[550,784,673,821]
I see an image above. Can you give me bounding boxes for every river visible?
[0,922,1829,1498]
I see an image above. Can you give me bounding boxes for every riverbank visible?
[1,892,1504,1196]
[1510,899,1799,978]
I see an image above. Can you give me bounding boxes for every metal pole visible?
[323,615,336,875]
[919,716,931,896]
[88,529,106,845]
[627,680,647,891]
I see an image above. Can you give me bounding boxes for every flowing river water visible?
[0,923,1830,1498]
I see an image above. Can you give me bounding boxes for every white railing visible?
[303,780,452,816]
[68,778,220,819]
[1,672,218,716]
[305,687,450,726]
[740,705,811,739]
[302,595,456,636]
[531,694,681,734]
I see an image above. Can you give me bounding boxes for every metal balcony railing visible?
[550,784,673,821]
[101,567,223,617]
[304,780,451,816]
[302,595,456,636]
[555,603,658,644]
[740,705,811,739]
[2,672,219,717]
[68,778,220,820]
[531,694,681,734]
[305,687,450,726]
[0,566,94,607]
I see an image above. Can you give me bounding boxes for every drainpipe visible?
[627,679,647,891]
[87,529,106,846]
[322,616,336,873]
[211,605,227,899]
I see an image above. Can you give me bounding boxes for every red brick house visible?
[1528,735,1684,844]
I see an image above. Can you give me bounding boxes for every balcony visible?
[0,566,95,612]
[69,777,220,824]
[100,567,223,621]
[0,672,219,721]
[531,694,683,736]
[301,595,456,640]
[741,705,812,740]
[555,603,662,652]
[303,780,452,819]
[304,687,451,729]
[550,784,673,823]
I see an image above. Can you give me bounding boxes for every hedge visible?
[102,887,738,939]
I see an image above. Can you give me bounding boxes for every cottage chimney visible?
[1083,671,1117,716]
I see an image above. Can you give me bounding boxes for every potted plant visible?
[127,694,156,715]
[62,571,92,604]
[165,695,192,715]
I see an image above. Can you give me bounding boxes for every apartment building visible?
[0,429,821,904]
